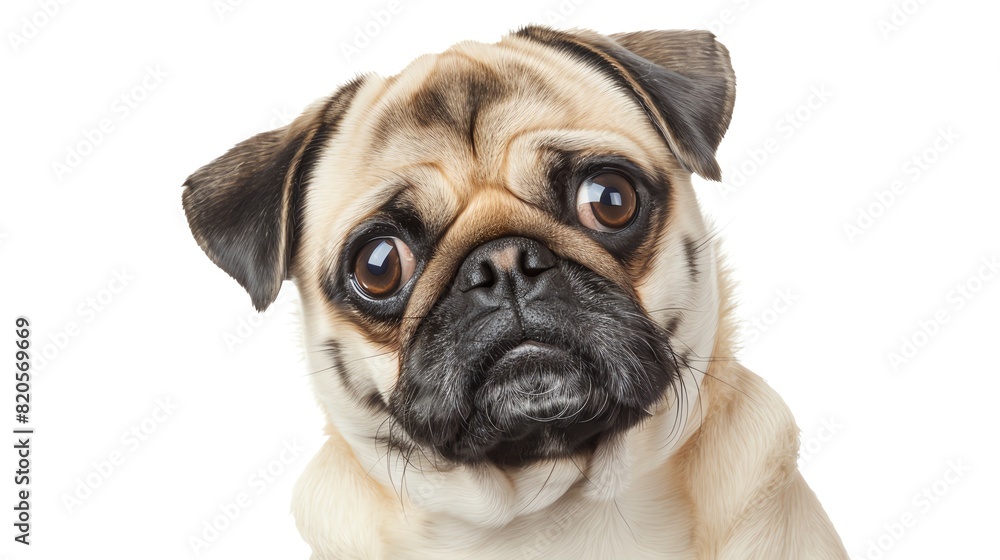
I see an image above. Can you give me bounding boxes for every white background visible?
[2,0,998,558]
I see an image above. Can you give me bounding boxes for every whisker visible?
[303,350,395,377]
[644,306,694,314]
[612,498,638,543]
[514,461,558,516]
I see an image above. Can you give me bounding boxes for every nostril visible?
[521,247,556,278]
[457,237,558,292]
[477,261,496,287]
[460,260,496,292]
[522,259,548,278]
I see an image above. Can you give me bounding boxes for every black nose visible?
[455,237,557,297]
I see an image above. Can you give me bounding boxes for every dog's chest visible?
[389,482,695,560]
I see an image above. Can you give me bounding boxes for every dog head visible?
[183,27,734,472]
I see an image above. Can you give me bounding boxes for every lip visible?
[478,339,571,382]
[502,340,567,358]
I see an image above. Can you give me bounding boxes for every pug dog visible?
[182,26,848,560]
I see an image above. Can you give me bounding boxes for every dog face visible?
[183,27,734,470]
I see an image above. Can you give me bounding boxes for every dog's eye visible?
[575,172,638,232]
[352,237,416,299]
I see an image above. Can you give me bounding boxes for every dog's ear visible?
[515,27,735,181]
[182,78,365,311]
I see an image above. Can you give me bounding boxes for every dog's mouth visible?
[437,338,620,466]
[476,339,569,379]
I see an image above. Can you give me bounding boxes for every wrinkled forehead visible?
[302,36,673,263]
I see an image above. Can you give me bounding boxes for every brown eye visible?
[353,237,416,298]
[576,172,638,232]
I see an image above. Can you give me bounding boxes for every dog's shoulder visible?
[292,428,396,559]
[677,362,847,559]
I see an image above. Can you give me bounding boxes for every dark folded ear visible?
[182,78,365,311]
[514,26,735,181]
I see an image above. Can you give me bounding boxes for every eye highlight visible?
[352,237,416,299]
[575,172,638,232]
